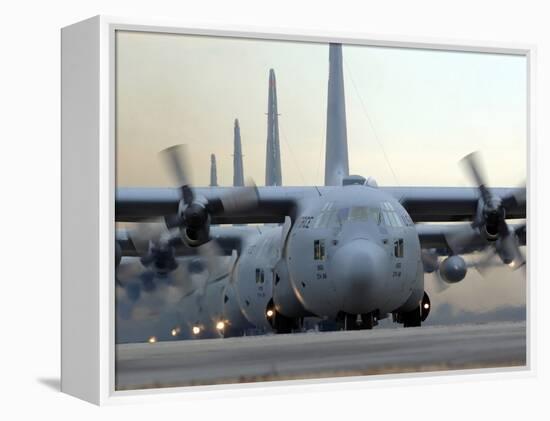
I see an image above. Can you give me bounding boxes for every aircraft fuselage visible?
[231,184,424,332]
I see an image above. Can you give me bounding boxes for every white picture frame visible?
[61,15,535,405]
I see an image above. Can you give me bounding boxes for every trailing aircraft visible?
[116,68,290,339]
[115,44,526,338]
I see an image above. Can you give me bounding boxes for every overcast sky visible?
[115,30,527,315]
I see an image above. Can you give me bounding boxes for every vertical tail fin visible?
[324,43,349,186]
[233,118,245,187]
[265,69,282,186]
[209,154,218,187]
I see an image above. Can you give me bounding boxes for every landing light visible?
[216,321,225,331]
[148,336,157,344]
[192,326,201,335]
[171,327,181,337]
[266,309,274,318]
[423,303,430,310]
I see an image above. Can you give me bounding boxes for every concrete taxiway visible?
[115,321,526,390]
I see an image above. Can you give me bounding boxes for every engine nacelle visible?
[439,255,467,283]
[178,201,212,247]
[180,222,210,247]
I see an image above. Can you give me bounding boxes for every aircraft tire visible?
[344,313,360,331]
[401,307,422,328]
[360,312,377,330]
[273,312,295,334]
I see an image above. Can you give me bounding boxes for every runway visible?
[115,321,526,390]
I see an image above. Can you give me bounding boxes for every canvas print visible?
[114,31,527,390]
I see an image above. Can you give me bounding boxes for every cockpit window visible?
[380,201,405,227]
[337,207,350,221]
[314,205,382,228]
[348,206,381,224]
[388,212,401,227]
[349,206,369,220]
[313,209,338,228]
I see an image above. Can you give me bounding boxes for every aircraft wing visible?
[116,186,525,224]
[416,223,526,253]
[383,187,525,222]
[116,187,300,224]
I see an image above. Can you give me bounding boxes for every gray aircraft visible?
[172,71,287,337]
[116,44,526,338]
[116,120,252,339]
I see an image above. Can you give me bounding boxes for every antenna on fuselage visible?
[265,69,282,186]
[324,43,349,187]
[233,118,245,187]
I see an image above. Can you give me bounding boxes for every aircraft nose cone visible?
[331,239,388,314]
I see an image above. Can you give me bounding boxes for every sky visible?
[115,30,527,319]
[115,30,527,188]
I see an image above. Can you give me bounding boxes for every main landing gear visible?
[393,292,431,328]
[272,312,301,333]
[266,301,302,334]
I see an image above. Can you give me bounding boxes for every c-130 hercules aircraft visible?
[115,44,526,338]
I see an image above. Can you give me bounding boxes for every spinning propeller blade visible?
[159,144,259,247]
[445,152,525,269]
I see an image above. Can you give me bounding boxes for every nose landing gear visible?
[339,311,379,331]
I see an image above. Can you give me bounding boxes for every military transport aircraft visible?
[115,69,288,339]
[115,44,526,338]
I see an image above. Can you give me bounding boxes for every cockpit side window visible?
[400,212,413,226]
[381,201,404,227]
[255,268,265,284]
[337,207,350,222]
[314,239,326,260]
[394,239,404,257]
[369,208,382,224]
[314,209,339,229]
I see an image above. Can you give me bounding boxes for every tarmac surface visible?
[115,321,526,390]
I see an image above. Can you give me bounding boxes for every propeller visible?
[116,254,195,321]
[160,144,259,246]
[445,152,525,270]
[431,269,450,293]
[115,144,257,322]
[115,221,191,319]
[470,248,498,278]
[117,221,178,287]
[471,224,526,277]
